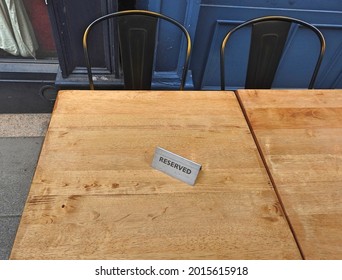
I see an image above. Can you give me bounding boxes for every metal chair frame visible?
[83,10,192,90]
[220,16,326,90]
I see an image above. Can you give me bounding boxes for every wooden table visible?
[236,89,342,260]
[10,90,301,259]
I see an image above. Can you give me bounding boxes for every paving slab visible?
[0,137,43,215]
[0,216,20,260]
[0,114,50,137]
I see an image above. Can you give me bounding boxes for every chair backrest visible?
[83,10,191,90]
[220,16,326,90]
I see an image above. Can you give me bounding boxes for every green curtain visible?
[0,0,38,58]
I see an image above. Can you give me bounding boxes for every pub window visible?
[0,0,56,59]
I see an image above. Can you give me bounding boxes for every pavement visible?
[0,114,51,259]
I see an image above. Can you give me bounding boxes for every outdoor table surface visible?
[10,90,301,259]
[236,89,342,259]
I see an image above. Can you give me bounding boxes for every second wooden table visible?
[237,89,342,259]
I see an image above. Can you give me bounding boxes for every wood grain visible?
[237,89,342,259]
[10,90,301,259]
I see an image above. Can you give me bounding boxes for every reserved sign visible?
[151,147,202,186]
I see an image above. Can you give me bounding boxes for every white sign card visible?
[151,147,202,186]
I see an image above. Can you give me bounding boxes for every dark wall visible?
[118,0,136,10]
[191,0,342,89]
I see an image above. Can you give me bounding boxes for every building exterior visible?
[0,0,341,89]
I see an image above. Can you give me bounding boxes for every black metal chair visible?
[83,10,192,90]
[220,16,326,90]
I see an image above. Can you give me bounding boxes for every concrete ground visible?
[0,114,51,259]
[0,81,55,259]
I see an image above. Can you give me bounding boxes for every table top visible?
[236,89,342,260]
[10,90,301,259]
